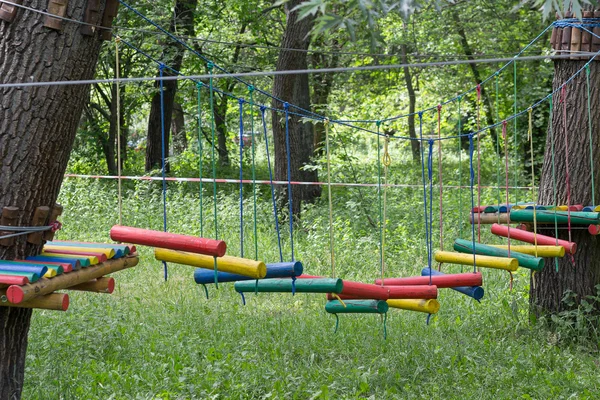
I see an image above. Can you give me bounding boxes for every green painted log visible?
[484,206,499,213]
[453,239,544,271]
[510,209,600,225]
[234,278,343,293]
[325,300,389,314]
[0,270,38,283]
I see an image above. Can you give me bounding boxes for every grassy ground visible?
[22,178,600,399]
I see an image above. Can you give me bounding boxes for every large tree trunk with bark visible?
[145,0,197,172]
[0,0,104,397]
[400,43,420,163]
[272,0,322,215]
[531,60,600,314]
[171,101,187,155]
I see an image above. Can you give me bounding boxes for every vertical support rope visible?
[382,134,392,283]
[513,60,518,195]
[437,104,443,252]
[196,83,204,237]
[249,86,258,260]
[469,134,477,273]
[457,98,463,240]
[283,103,294,261]
[260,107,283,262]
[503,121,511,258]
[239,98,245,258]
[208,62,219,287]
[495,73,502,223]
[418,113,431,282]
[325,118,335,278]
[527,108,538,257]
[427,139,434,276]
[586,65,595,207]
[158,63,168,282]
[476,85,482,242]
[377,122,384,285]
[550,98,559,272]
[115,37,123,226]
[561,87,573,247]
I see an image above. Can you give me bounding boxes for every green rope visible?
[586,65,595,206]
[550,98,559,273]
[513,61,518,198]
[249,86,258,260]
[495,73,501,222]
[457,98,463,239]
[383,312,387,340]
[196,82,204,238]
[376,122,383,283]
[334,314,339,334]
[208,62,219,287]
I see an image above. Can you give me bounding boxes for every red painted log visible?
[387,285,438,299]
[0,275,29,287]
[110,225,226,257]
[375,272,482,288]
[491,223,576,254]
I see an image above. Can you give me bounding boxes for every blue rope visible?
[260,106,283,262]
[427,139,434,274]
[158,64,168,281]
[239,98,245,258]
[469,134,477,273]
[418,112,431,284]
[284,103,294,261]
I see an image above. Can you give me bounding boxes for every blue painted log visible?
[421,267,484,301]
[194,261,303,284]
[26,255,89,268]
[0,263,48,278]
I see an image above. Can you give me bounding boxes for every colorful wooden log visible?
[234,278,343,294]
[326,284,438,300]
[470,213,509,224]
[193,261,303,284]
[0,293,69,311]
[44,245,117,259]
[387,299,440,314]
[434,250,518,271]
[453,239,544,271]
[325,299,388,314]
[4,255,139,304]
[0,263,47,278]
[589,225,600,236]
[375,271,482,288]
[155,248,266,279]
[110,225,226,257]
[471,206,486,213]
[0,260,65,275]
[491,223,576,254]
[510,209,599,225]
[15,259,75,271]
[27,255,90,267]
[0,275,29,287]
[490,245,565,258]
[49,240,134,255]
[0,270,38,283]
[422,268,484,301]
[41,251,102,264]
[68,277,115,294]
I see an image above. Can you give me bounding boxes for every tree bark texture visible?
[272,0,321,215]
[531,60,600,314]
[400,43,420,163]
[310,39,338,157]
[171,101,187,155]
[145,0,197,172]
[0,0,104,397]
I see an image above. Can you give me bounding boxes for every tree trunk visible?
[311,39,339,156]
[171,101,187,155]
[400,43,420,163]
[0,0,104,396]
[145,0,197,172]
[272,0,322,215]
[214,94,230,166]
[531,60,600,314]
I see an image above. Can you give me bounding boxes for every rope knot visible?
[376,120,382,127]
[207,62,214,71]
[159,63,166,71]
[248,85,255,93]
[115,36,121,43]
[50,221,62,232]
[502,120,508,139]
[238,98,244,105]
[196,82,203,89]
[437,104,442,112]
[382,135,392,167]
[418,111,423,119]
[324,117,330,125]
[476,84,481,101]
[259,105,266,113]
[283,102,289,110]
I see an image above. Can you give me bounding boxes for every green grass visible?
[22,178,600,399]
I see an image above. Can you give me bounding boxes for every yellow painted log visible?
[387,299,440,314]
[0,293,69,311]
[154,248,266,279]
[44,245,115,259]
[434,251,518,271]
[40,252,99,265]
[490,245,565,258]
[43,268,58,278]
